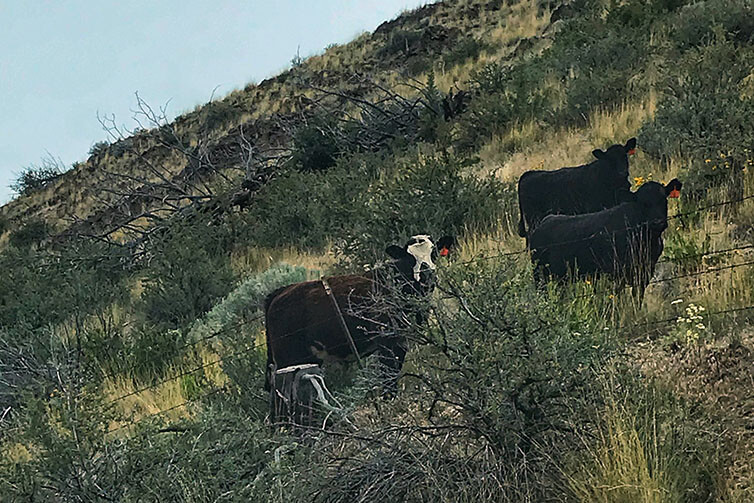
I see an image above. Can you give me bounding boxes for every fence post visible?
[269,363,328,428]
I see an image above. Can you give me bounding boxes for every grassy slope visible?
[0,0,543,240]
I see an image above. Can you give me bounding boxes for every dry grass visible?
[230,244,335,278]
[632,330,754,501]
[102,346,226,433]
[454,221,524,263]
[482,92,659,183]
[486,0,551,49]
[567,390,671,503]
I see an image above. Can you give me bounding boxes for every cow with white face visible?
[264,235,455,394]
[386,234,454,295]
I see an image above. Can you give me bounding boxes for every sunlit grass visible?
[102,346,226,433]
[230,244,334,278]
[483,92,659,183]
[567,376,678,503]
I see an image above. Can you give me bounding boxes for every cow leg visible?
[376,337,407,397]
[264,348,274,391]
[532,262,551,289]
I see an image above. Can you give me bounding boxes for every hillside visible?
[0,0,550,245]
[2,0,754,501]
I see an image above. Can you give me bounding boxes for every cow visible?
[264,234,456,393]
[517,138,637,241]
[528,179,682,302]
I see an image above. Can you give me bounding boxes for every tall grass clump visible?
[568,371,726,502]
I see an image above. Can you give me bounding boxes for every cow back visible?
[529,202,648,279]
[518,158,630,236]
[265,274,392,369]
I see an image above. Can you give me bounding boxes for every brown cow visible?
[264,235,455,393]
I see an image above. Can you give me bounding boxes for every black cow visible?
[528,179,682,302]
[264,235,455,392]
[517,138,637,240]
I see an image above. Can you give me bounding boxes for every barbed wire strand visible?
[102,244,754,405]
[455,190,754,267]
[9,188,754,441]
[101,301,754,437]
[100,314,264,383]
[105,386,227,435]
[102,255,754,408]
[562,257,754,303]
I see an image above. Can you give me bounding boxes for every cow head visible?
[592,137,637,193]
[636,178,682,232]
[385,235,456,294]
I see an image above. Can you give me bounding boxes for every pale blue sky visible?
[0,1,429,204]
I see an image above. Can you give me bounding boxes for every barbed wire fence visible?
[3,187,754,449]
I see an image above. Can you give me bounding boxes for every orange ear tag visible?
[440,247,449,257]
[628,148,637,155]
[669,189,680,198]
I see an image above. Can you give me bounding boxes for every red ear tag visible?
[669,189,680,199]
[628,148,637,155]
[440,247,449,257]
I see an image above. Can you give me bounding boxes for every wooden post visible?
[269,363,328,428]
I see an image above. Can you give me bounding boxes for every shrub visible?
[422,261,608,454]
[8,219,49,248]
[0,242,126,329]
[201,99,237,131]
[188,263,307,342]
[640,40,754,183]
[139,217,236,330]
[671,0,754,51]
[288,259,612,502]
[242,151,381,249]
[244,149,509,267]
[606,0,689,28]
[549,21,648,123]
[291,114,343,172]
[405,55,431,76]
[416,72,449,144]
[336,152,511,265]
[88,140,109,157]
[10,156,66,196]
[380,29,424,58]
[457,61,551,148]
[441,38,488,69]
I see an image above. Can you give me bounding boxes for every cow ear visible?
[592,149,606,159]
[624,137,637,155]
[435,236,457,257]
[385,245,408,260]
[665,178,682,199]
